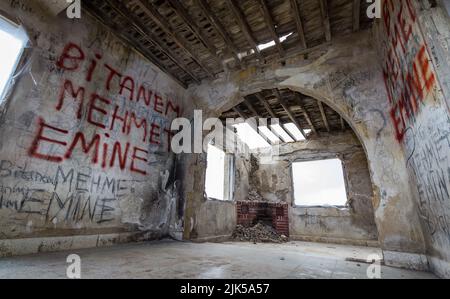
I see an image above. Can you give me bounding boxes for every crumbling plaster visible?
[0,0,186,255]
[185,1,450,277]
[234,132,379,245]
[186,30,427,256]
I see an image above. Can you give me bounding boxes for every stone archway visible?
[186,31,427,267]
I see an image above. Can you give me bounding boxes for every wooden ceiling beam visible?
[243,97,263,118]
[226,0,262,58]
[257,0,284,57]
[233,106,248,119]
[134,0,215,78]
[319,0,332,42]
[318,101,331,132]
[194,0,241,63]
[255,93,297,141]
[289,0,307,49]
[273,89,307,139]
[296,95,318,135]
[233,105,273,145]
[167,0,223,64]
[340,117,346,131]
[83,0,192,87]
[256,93,277,119]
[103,0,200,85]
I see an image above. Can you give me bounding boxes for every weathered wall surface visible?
[377,0,450,277]
[0,1,186,253]
[234,132,378,245]
[187,29,427,261]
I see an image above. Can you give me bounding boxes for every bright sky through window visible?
[205,144,226,200]
[293,159,348,207]
[0,17,26,102]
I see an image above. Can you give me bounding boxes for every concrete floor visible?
[0,240,437,279]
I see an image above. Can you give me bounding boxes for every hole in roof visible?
[259,126,281,144]
[257,32,293,51]
[233,123,271,149]
[271,124,294,143]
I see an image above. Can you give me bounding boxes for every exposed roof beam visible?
[82,0,191,88]
[134,0,215,78]
[255,93,297,141]
[353,0,361,32]
[194,0,241,63]
[289,0,307,49]
[296,95,318,135]
[279,125,298,141]
[226,0,262,58]
[256,93,277,119]
[318,101,330,132]
[340,117,346,131]
[273,89,307,139]
[233,106,273,145]
[233,106,248,119]
[102,0,200,85]
[166,0,223,65]
[243,98,263,118]
[268,125,287,142]
[319,0,332,42]
[257,0,284,57]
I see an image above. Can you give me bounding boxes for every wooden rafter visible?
[243,98,263,118]
[353,0,361,32]
[319,0,332,42]
[289,0,307,49]
[167,0,223,64]
[257,0,284,57]
[233,105,273,145]
[226,0,261,58]
[233,106,248,119]
[295,95,318,135]
[340,116,346,131]
[134,0,215,78]
[318,101,330,132]
[102,0,200,85]
[273,89,307,139]
[255,93,297,141]
[256,93,277,119]
[194,0,241,63]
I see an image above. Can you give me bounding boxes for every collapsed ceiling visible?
[82,0,374,88]
[221,89,350,144]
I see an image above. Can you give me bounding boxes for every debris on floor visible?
[232,222,289,244]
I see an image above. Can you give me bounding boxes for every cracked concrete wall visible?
[234,132,378,245]
[375,0,450,277]
[0,1,186,253]
[187,29,427,261]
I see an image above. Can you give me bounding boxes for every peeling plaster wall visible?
[234,132,378,245]
[0,1,186,255]
[187,30,427,260]
[179,151,238,242]
[376,0,450,277]
[179,137,251,242]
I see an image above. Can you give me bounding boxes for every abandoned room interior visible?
[0,0,449,281]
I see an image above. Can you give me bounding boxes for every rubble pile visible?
[232,222,289,244]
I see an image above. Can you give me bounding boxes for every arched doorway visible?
[215,88,379,245]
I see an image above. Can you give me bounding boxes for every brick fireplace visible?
[236,201,289,237]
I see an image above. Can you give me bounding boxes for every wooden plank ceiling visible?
[220,89,349,143]
[82,0,373,88]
